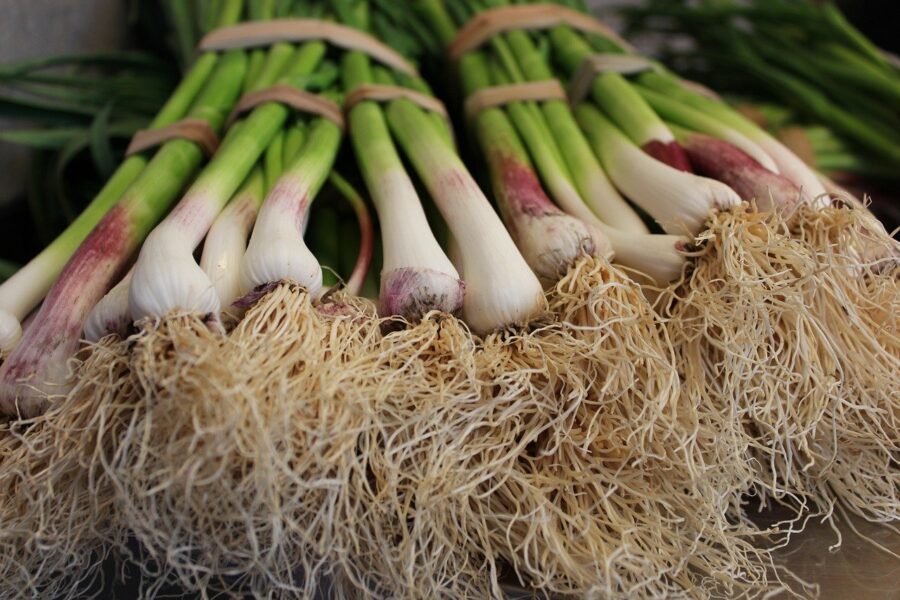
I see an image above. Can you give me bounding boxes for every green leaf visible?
[89,103,117,179]
[0,93,95,123]
[26,151,55,245]
[0,51,165,79]
[0,127,90,149]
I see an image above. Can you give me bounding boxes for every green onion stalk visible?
[0,29,224,355]
[334,29,493,594]
[537,19,692,170]
[630,72,829,203]
[556,3,900,526]
[338,46,505,600]
[343,59,464,323]
[451,0,695,285]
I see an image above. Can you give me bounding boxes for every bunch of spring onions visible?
[47,3,377,596]
[310,2,601,596]
[610,0,899,526]
[0,1,249,594]
[429,0,898,569]
[404,1,784,598]
[0,0,896,598]
[625,72,899,525]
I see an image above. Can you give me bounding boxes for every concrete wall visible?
[0,0,127,206]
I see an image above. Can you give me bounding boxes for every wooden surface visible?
[770,514,900,599]
[501,510,900,599]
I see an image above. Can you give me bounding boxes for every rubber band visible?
[200,19,417,76]
[345,84,448,119]
[677,78,722,101]
[569,54,656,105]
[125,118,219,157]
[226,84,345,131]
[464,80,567,120]
[449,4,635,60]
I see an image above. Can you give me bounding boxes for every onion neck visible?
[386,99,545,334]
[240,118,341,299]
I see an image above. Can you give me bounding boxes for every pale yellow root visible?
[789,204,899,522]
[554,256,763,506]
[338,291,778,598]
[334,314,492,599]
[454,257,776,599]
[549,256,693,476]
[0,336,134,600]
[109,312,259,596]
[659,205,885,525]
[108,284,382,598]
[330,313,592,598]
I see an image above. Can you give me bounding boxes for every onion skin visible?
[643,140,694,172]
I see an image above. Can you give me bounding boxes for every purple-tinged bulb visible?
[379,267,466,323]
[490,154,612,283]
[682,133,802,213]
